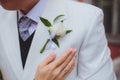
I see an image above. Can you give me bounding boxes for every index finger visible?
[52,48,75,68]
[39,53,56,68]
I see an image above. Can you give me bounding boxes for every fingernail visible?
[73,48,77,53]
[50,52,56,57]
[75,54,77,57]
[69,48,74,51]
[72,48,77,55]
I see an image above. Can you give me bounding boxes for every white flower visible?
[40,15,72,53]
[50,22,66,38]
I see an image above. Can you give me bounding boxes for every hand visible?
[35,48,76,80]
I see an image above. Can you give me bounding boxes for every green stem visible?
[40,39,50,54]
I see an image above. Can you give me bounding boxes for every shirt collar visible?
[18,0,48,23]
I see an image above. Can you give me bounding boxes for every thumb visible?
[39,53,56,68]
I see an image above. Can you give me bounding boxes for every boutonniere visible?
[40,15,72,53]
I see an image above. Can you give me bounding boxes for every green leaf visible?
[66,30,72,34]
[52,38,60,48]
[40,17,52,27]
[40,39,50,54]
[53,14,65,23]
[61,19,65,23]
[48,30,51,35]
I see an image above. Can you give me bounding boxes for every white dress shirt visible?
[18,0,48,40]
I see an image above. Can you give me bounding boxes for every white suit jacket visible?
[0,0,116,80]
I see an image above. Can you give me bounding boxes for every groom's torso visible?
[0,0,101,80]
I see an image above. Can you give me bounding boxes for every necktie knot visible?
[18,16,33,41]
[18,17,33,32]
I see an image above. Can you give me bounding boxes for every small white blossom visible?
[50,22,66,38]
[40,15,72,53]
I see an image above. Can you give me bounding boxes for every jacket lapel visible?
[21,0,68,79]
[21,19,51,80]
[1,11,23,79]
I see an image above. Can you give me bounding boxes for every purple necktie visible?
[18,17,33,41]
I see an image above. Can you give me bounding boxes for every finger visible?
[64,57,76,78]
[57,49,76,72]
[57,56,76,79]
[52,50,76,80]
[39,53,56,68]
[53,48,75,68]
[51,52,74,80]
